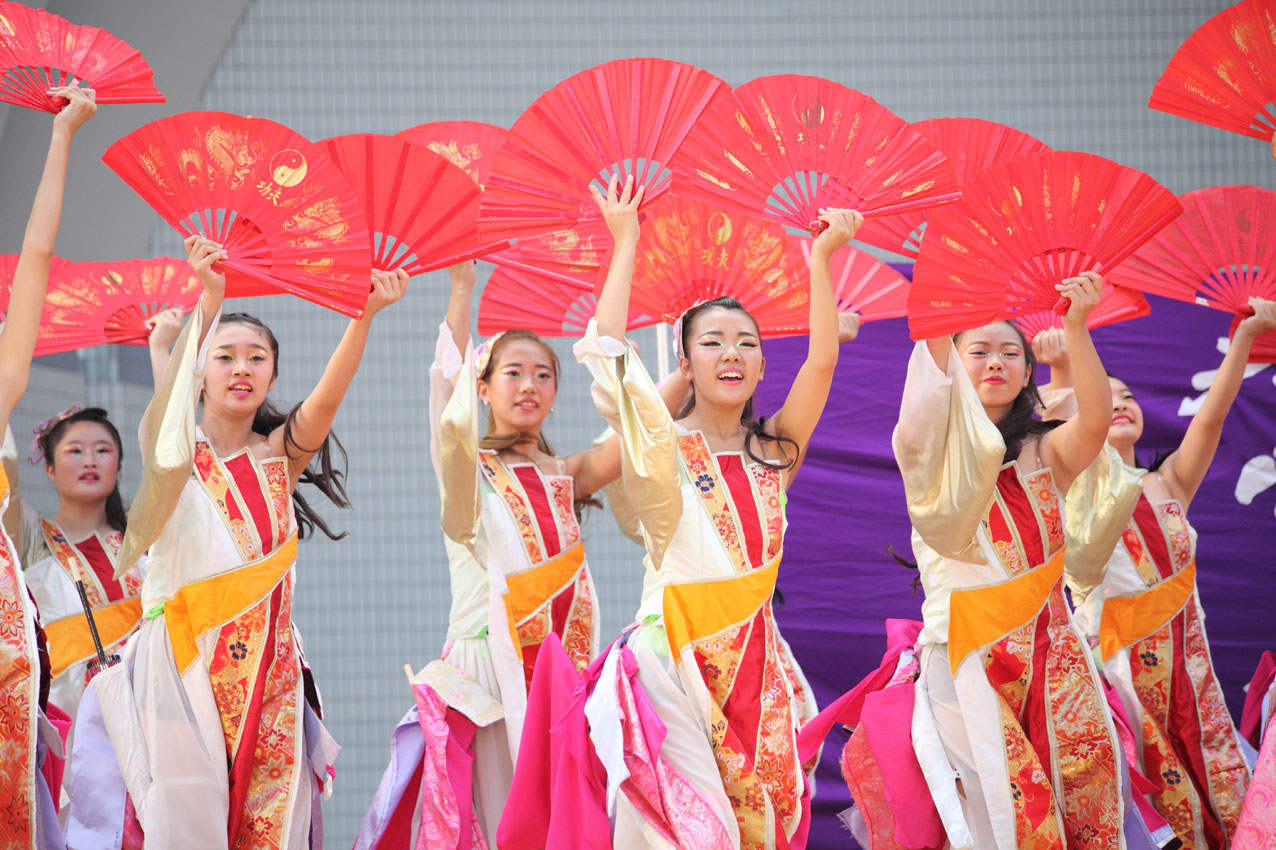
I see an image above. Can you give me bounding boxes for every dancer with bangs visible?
[567,174,861,850]
[357,255,630,849]
[0,85,96,850]
[1033,298,1276,849]
[892,273,1127,850]
[20,407,145,776]
[74,235,406,850]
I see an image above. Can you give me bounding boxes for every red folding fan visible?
[1012,284,1151,342]
[395,120,506,188]
[478,57,730,241]
[1148,0,1276,140]
[796,237,910,322]
[32,257,201,355]
[1107,185,1276,362]
[478,263,649,337]
[856,117,1051,257]
[908,150,1182,340]
[320,133,506,276]
[0,1,165,112]
[623,195,811,336]
[102,111,373,318]
[670,74,961,237]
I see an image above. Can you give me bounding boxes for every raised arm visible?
[766,209,862,482]
[1039,272,1107,491]
[1160,298,1276,508]
[0,86,95,427]
[444,261,476,353]
[589,174,643,341]
[271,270,408,483]
[146,307,185,390]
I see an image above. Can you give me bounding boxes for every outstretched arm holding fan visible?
[1040,295,1276,509]
[0,86,95,433]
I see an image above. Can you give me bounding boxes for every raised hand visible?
[145,307,185,351]
[589,174,645,245]
[365,268,409,318]
[837,311,861,343]
[1032,327,1068,366]
[1237,296,1276,336]
[49,86,96,136]
[1056,271,1102,325]
[447,259,477,292]
[812,208,864,256]
[184,234,228,299]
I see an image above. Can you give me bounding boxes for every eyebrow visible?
[499,361,554,370]
[964,338,1020,347]
[697,329,759,338]
[212,343,269,352]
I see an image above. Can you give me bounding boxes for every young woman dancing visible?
[356,258,625,849]
[78,236,406,849]
[893,274,1125,850]
[570,174,860,850]
[1037,297,1276,849]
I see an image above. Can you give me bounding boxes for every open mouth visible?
[1112,414,1134,426]
[717,369,744,385]
[229,383,253,397]
[78,472,100,482]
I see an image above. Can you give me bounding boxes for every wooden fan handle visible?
[808,220,828,237]
[1052,296,1070,316]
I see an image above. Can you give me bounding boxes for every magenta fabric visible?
[1241,651,1275,748]
[41,702,71,811]
[751,283,1276,850]
[497,633,610,850]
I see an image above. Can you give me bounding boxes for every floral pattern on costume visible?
[0,468,34,848]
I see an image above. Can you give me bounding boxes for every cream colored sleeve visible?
[594,427,644,545]
[892,340,1004,561]
[1064,443,1144,598]
[116,306,217,577]
[574,319,681,569]
[429,322,481,548]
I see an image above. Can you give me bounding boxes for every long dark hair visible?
[675,296,799,470]
[477,328,600,518]
[39,407,127,533]
[216,313,351,540]
[955,320,1062,463]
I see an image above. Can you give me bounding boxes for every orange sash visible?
[663,556,780,659]
[502,540,585,659]
[164,535,297,674]
[1099,560,1197,664]
[43,596,143,677]
[948,548,1065,673]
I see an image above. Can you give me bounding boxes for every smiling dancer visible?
[894,273,1126,850]
[78,236,406,849]
[569,174,860,850]
[1036,298,1276,849]
[356,255,632,849]
[0,85,96,850]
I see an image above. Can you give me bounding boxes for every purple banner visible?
[754,292,1276,849]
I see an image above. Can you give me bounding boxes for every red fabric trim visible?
[226,582,283,842]
[996,466,1044,567]
[1166,615,1225,847]
[721,607,767,764]
[76,535,123,603]
[224,453,274,552]
[1131,495,1173,580]
[514,466,561,558]
[719,456,765,568]
[374,751,423,850]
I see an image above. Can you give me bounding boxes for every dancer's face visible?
[1107,376,1144,448]
[679,307,765,413]
[46,421,119,505]
[204,323,277,417]
[479,339,558,434]
[957,322,1031,421]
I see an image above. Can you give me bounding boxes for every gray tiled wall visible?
[14,1,1264,845]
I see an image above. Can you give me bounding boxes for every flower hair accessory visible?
[474,330,506,377]
[671,299,712,362]
[28,405,83,465]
